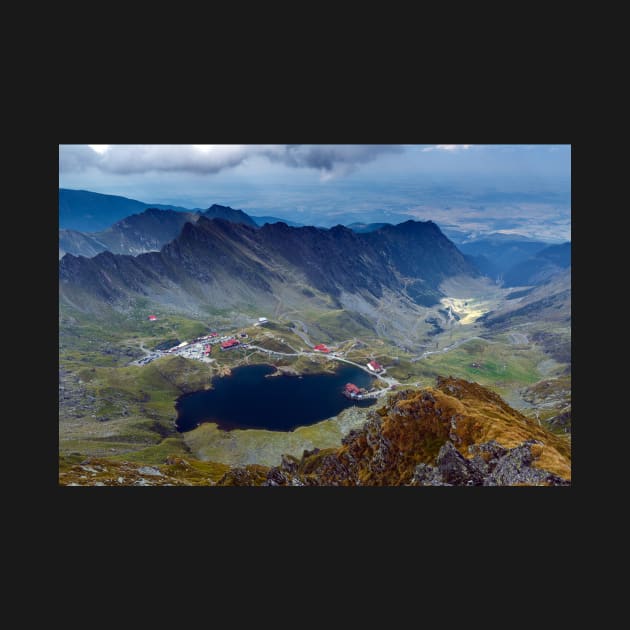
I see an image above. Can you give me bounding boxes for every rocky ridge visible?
[59,217,477,314]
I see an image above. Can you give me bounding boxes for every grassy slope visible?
[182,405,373,467]
[59,355,215,460]
[291,308,376,344]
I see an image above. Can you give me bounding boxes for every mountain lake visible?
[175,363,376,432]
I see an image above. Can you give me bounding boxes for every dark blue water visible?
[175,364,375,432]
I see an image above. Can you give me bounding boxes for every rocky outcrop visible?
[411,464,451,486]
[483,440,570,486]
[411,439,570,486]
[434,441,484,486]
[217,465,269,486]
[216,379,571,487]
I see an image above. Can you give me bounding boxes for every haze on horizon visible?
[59,144,571,242]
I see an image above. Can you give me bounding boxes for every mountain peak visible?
[59,188,193,232]
[202,204,258,228]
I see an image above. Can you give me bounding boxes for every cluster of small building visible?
[136,333,251,365]
[161,331,249,361]
[135,314,274,366]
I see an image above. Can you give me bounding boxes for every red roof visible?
[210,332,219,337]
[314,344,330,353]
[221,339,240,349]
[369,360,383,371]
[345,383,361,394]
[148,315,157,321]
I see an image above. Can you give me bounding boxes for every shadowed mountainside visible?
[59,217,478,313]
[503,242,571,287]
[458,234,548,280]
[480,268,571,330]
[59,204,258,258]
[59,229,108,259]
[59,188,193,232]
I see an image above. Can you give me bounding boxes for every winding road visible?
[246,344,397,396]
[410,335,489,362]
[290,320,314,348]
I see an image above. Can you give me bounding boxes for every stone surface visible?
[436,441,484,486]
[137,466,163,477]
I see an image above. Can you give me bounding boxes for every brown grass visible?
[293,377,571,484]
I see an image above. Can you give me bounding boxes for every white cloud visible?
[421,144,472,152]
[88,144,110,154]
[436,144,471,151]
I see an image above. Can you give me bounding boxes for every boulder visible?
[436,441,484,486]
[410,463,451,486]
[138,466,163,477]
[484,440,570,486]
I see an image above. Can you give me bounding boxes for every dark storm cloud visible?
[269,145,403,176]
[59,144,403,178]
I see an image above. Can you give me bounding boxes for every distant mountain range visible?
[251,216,304,228]
[458,236,570,288]
[58,190,409,259]
[59,189,195,232]
[58,189,569,294]
[60,189,272,233]
[502,242,571,287]
[59,203,258,258]
[59,217,477,315]
[458,235,549,281]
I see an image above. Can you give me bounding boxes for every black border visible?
[47,91,579,574]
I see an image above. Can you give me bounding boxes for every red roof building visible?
[345,383,361,395]
[367,360,383,372]
[210,332,219,337]
[203,344,212,355]
[220,339,240,350]
[313,344,330,353]
[148,315,157,321]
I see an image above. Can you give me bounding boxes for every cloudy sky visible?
[59,144,571,241]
